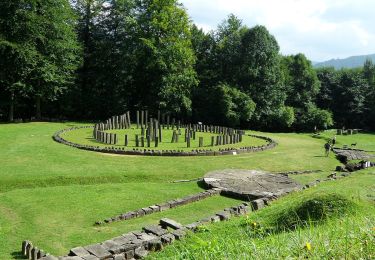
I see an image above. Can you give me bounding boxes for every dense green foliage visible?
[0,2,374,131]
[0,0,82,120]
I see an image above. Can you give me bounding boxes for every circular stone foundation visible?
[53,126,277,156]
[203,169,301,199]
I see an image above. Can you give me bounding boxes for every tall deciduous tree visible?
[282,54,320,109]
[239,25,285,126]
[0,0,82,119]
[134,0,197,116]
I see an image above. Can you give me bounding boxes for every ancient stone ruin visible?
[53,110,278,156]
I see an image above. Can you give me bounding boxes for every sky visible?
[179,0,375,62]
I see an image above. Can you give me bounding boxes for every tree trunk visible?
[36,96,41,120]
[9,90,14,122]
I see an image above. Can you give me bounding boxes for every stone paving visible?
[203,169,302,200]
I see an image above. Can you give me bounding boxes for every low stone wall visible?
[95,189,222,226]
[24,197,273,260]
[53,127,278,157]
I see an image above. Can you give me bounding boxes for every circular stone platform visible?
[203,169,302,199]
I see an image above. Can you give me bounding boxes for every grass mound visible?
[274,193,356,231]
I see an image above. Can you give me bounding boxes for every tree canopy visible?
[1,6,374,131]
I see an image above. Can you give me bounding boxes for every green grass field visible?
[0,122,373,259]
[60,126,267,151]
[315,129,375,151]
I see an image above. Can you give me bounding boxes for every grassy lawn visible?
[316,129,375,152]
[60,126,268,151]
[0,122,373,259]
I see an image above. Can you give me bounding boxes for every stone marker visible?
[199,137,203,147]
[136,111,140,128]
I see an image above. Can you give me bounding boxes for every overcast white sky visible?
[179,0,375,62]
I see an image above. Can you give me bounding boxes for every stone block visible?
[199,217,211,224]
[159,218,183,230]
[149,205,160,212]
[156,203,170,211]
[135,209,144,217]
[141,207,153,215]
[22,240,30,256]
[84,244,112,259]
[70,247,91,257]
[26,242,33,259]
[122,233,137,242]
[216,211,231,221]
[160,233,175,244]
[172,229,186,240]
[136,232,157,246]
[251,199,265,210]
[147,238,163,251]
[211,215,220,222]
[111,235,134,246]
[124,249,135,259]
[134,248,148,259]
[31,247,39,260]
[143,225,168,236]
[113,254,126,260]
[185,222,200,231]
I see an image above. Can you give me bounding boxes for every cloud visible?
[180,0,375,61]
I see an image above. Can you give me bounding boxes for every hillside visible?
[314,53,375,69]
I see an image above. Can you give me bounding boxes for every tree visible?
[213,14,248,86]
[363,59,375,86]
[316,67,338,111]
[334,69,368,128]
[134,0,197,117]
[300,103,333,131]
[282,54,320,109]
[193,83,255,127]
[239,25,285,127]
[0,0,82,119]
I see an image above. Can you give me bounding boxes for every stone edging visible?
[52,127,278,156]
[94,189,222,226]
[22,197,273,260]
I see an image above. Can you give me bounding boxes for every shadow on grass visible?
[11,251,25,259]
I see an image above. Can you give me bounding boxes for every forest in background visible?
[1,0,375,131]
